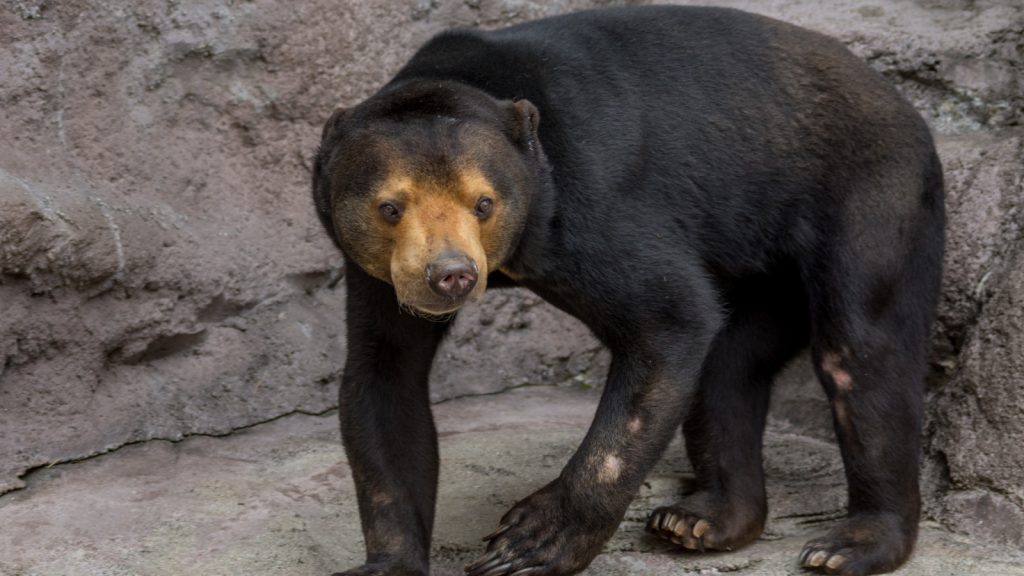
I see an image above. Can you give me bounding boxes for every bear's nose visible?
[426,254,478,299]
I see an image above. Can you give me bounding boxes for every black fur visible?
[312,7,944,576]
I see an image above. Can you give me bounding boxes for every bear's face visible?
[315,97,538,315]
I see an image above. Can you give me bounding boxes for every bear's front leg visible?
[334,266,453,576]
[466,330,716,576]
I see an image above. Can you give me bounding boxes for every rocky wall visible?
[0,0,622,495]
[1,0,1022,551]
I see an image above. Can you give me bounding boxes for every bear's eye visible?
[379,202,402,221]
[475,197,493,218]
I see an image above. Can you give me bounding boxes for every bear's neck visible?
[502,152,557,281]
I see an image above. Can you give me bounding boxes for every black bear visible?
[311,6,944,576]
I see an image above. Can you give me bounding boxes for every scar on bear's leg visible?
[628,418,643,434]
[822,348,864,451]
[599,454,622,483]
[821,349,853,393]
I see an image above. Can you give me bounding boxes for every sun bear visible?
[311,6,944,576]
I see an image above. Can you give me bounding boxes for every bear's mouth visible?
[394,290,480,318]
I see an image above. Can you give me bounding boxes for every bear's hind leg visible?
[648,274,809,551]
[798,326,928,575]
[798,322,930,575]
[798,176,943,575]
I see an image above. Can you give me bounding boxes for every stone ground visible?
[2,387,1023,576]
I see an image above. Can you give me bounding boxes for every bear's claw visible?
[482,525,510,541]
[465,551,499,572]
[646,507,710,551]
[799,544,850,574]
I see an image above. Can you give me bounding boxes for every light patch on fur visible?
[832,397,860,451]
[628,418,643,434]
[599,454,622,483]
[822,349,862,451]
[822,350,853,393]
[371,491,394,506]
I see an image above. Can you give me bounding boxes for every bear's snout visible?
[426,253,478,300]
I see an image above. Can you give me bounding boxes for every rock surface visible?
[0,0,615,495]
[1,0,1023,557]
[928,243,1024,548]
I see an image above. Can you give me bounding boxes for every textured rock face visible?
[922,129,1024,549]
[1,0,1023,552]
[929,242,1024,548]
[0,0,618,494]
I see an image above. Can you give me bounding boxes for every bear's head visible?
[312,81,543,316]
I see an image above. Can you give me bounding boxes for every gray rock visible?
[0,0,626,494]
[929,244,1024,548]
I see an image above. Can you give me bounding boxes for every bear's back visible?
[383,6,939,275]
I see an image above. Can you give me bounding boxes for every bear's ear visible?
[506,99,540,150]
[321,107,347,141]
